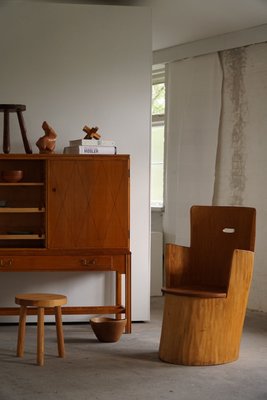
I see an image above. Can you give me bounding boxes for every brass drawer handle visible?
[0,258,13,268]
[81,258,96,266]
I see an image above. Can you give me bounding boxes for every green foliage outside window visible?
[152,83,165,115]
[151,81,165,208]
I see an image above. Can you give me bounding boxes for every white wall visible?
[0,2,152,321]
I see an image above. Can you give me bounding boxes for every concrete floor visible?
[0,296,266,400]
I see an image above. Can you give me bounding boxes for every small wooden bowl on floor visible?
[90,317,127,343]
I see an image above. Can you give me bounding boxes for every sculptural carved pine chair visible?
[159,205,256,365]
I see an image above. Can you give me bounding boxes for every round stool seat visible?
[15,293,67,308]
[0,104,26,112]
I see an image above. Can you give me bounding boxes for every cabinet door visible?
[47,157,129,249]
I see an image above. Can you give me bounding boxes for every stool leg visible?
[17,306,27,357]
[3,110,10,154]
[17,110,32,154]
[55,306,65,357]
[37,307,45,366]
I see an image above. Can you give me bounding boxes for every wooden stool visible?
[15,293,67,366]
[0,104,32,154]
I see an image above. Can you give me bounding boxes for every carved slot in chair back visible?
[181,206,256,289]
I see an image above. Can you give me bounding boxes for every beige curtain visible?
[163,53,222,246]
[213,42,267,312]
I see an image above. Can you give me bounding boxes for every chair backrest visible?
[181,205,256,289]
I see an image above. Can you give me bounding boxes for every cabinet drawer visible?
[0,255,114,271]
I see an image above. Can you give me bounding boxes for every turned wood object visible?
[0,104,32,154]
[159,206,256,366]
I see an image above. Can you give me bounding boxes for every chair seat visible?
[162,285,227,298]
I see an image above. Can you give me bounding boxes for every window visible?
[151,67,165,209]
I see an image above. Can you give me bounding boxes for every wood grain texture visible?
[37,307,45,366]
[0,305,126,316]
[165,244,190,288]
[15,293,67,366]
[55,306,65,358]
[159,206,256,365]
[162,286,227,298]
[15,293,67,308]
[160,250,254,365]
[16,305,27,357]
[0,155,131,333]
[47,158,130,249]
[185,205,255,288]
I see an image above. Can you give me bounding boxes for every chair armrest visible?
[227,249,254,296]
[165,243,190,288]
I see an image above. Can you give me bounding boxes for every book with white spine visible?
[63,145,117,155]
[69,139,116,147]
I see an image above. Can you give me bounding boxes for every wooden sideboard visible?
[0,154,131,333]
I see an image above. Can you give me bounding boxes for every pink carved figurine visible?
[36,121,57,153]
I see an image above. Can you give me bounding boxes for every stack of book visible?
[63,139,117,155]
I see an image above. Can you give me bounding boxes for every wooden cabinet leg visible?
[116,271,122,321]
[17,306,27,357]
[125,254,131,333]
[37,307,44,366]
[55,306,65,357]
[3,110,10,154]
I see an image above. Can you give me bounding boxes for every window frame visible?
[151,66,166,211]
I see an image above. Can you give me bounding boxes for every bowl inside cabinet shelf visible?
[1,170,23,183]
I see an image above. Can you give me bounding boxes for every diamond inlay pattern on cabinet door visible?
[47,159,129,249]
